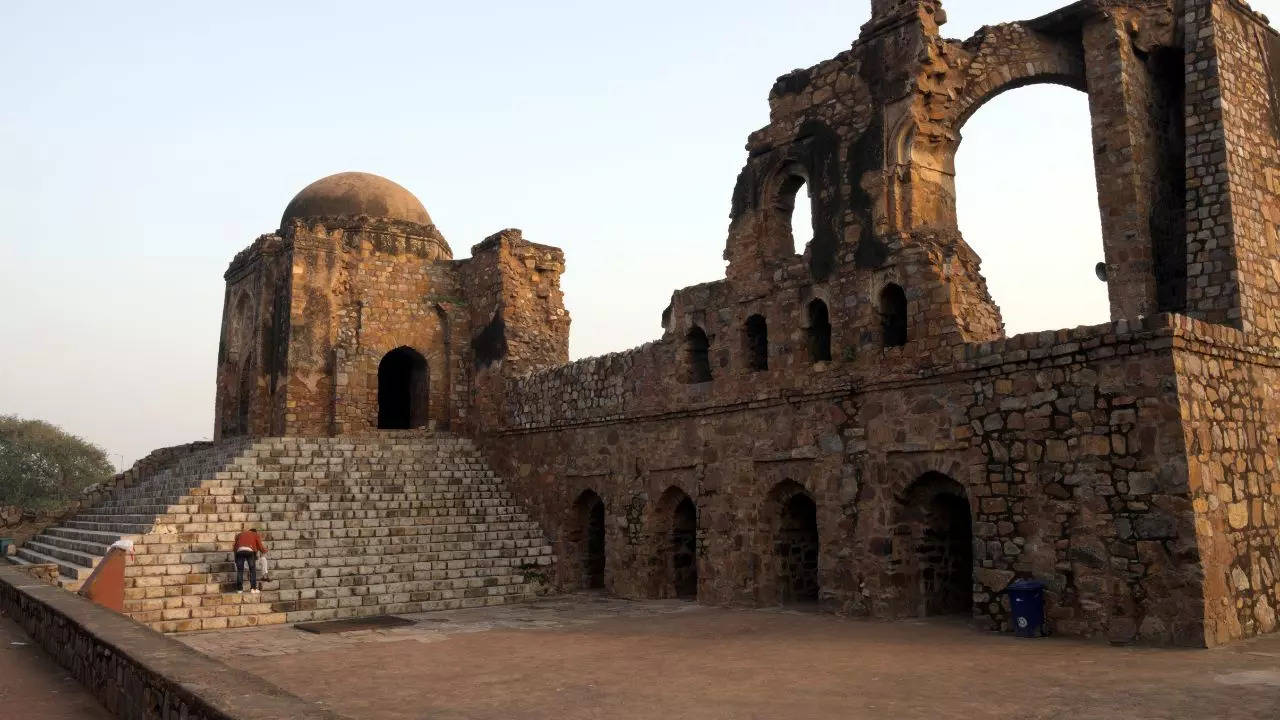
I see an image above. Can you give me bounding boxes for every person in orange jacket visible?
[232,528,268,594]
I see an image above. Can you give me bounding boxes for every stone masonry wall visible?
[473,1,1280,648]
[486,316,1210,644]
[1174,315,1280,644]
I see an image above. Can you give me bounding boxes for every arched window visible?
[778,174,813,256]
[806,299,832,362]
[378,346,429,429]
[743,315,768,372]
[880,284,908,348]
[685,327,712,384]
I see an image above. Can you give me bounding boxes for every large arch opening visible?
[764,480,820,606]
[377,346,428,430]
[898,473,973,617]
[955,85,1109,334]
[569,490,606,590]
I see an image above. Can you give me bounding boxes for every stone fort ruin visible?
[13,0,1280,648]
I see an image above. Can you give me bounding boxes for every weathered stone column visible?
[1082,16,1163,320]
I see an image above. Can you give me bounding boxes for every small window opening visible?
[744,315,768,372]
[807,299,832,362]
[881,284,908,348]
[779,174,814,256]
[685,327,712,384]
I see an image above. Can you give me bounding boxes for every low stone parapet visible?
[0,563,347,720]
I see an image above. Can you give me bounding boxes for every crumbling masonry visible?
[20,0,1280,646]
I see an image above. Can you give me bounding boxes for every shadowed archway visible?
[898,472,973,616]
[377,347,429,430]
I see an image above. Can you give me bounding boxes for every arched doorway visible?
[377,347,428,430]
[672,496,698,598]
[900,472,973,616]
[653,487,698,599]
[569,490,606,590]
[765,480,819,605]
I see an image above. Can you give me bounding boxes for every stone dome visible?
[281,172,432,228]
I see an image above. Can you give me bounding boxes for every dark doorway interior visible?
[777,493,820,604]
[584,497,606,589]
[672,497,698,599]
[686,327,712,383]
[881,284,908,348]
[807,299,832,362]
[378,347,428,430]
[918,492,973,616]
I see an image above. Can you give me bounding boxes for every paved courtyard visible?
[175,595,1280,720]
[0,612,112,719]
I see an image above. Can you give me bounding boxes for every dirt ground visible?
[0,612,112,720]
[178,596,1280,720]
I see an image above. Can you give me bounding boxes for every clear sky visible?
[3,0,1277,468]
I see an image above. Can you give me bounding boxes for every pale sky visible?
[4,0,1277,468]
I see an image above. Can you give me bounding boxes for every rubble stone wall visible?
[1173,316,1280,644]
[486,316,1213,644]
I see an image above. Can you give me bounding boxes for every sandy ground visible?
[0,612,112,720]
[177,596,1280,720]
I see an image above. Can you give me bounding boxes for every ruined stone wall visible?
[1196,0,1280,341]
[1174,316,1280,644]
[215,235,291,438]
[486,316,1209,644]
[458,229,569,434]
[471,1,1280,647]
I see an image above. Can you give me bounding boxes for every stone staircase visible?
[15,433,555,632]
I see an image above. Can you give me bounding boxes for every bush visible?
[0,415,114,508]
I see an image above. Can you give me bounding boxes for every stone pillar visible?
[1082,16,1163,320]
[1182,0,1280,340]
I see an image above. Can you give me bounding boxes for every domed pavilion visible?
[213,171,568,439]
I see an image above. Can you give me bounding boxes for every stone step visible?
[30,532,114,557]
[145,586,539,633]
[15,546,94,581]
[22,539,101,569]
[129,571,539,613]
[63,519,151,534]
[94,492,519,511]
[127,556,549,588]
[42,527,130,545]
[131,550,553,574]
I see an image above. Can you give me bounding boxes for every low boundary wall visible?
[0,564,346,720]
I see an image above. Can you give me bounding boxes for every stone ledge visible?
[0,564,348,720]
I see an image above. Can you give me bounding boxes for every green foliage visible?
[0,415,114,508]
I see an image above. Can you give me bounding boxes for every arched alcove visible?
[806,299,832,362]
[568,490,607,590]
[880,284,908,348]
[897,472,973,617]
[685,327,712,384]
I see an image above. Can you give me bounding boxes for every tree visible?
[0,415,114,508]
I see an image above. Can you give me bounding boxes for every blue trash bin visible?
[1007,579,1047,638]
